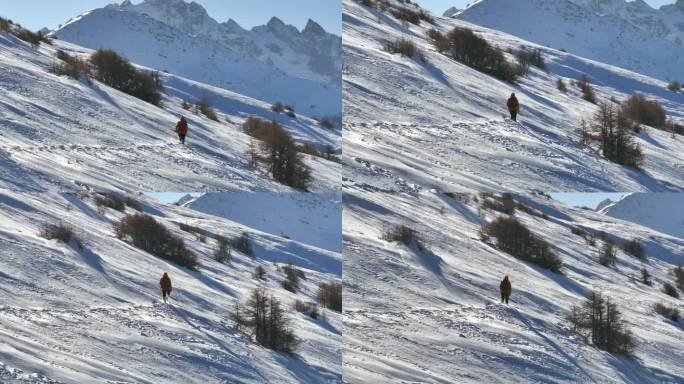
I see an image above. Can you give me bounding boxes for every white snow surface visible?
[186,192,343,253]
[0,190,341,383]
[343,190,683,383]
[342,0,684,193]
[601,192,684,239]
[53,0,342,117]
[0,31,340,193]
[453,0,683,82]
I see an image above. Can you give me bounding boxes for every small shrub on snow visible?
[482,193,516,215]
[577,74,596,104]
[214,236,231,263]
[294,300,319,319]
[640,268,653,286]
[179,222,202,234]
[673,266,684,290]
[115,213,198,270]
[231,232,254,257]
[622,94,666,128]
[654,303,681,322]
[89,49,163,106]
[585,102,644,169]
[383,37,417,58]
[622,238,646,260]
[663,282,680,299]
[390,7,432,25]
[233,288,298,353]
[485,216,563,273]
[49,50,89,80]
[667,81,681,92]
[242,117,312,190]
[513,48,546,74]
[195,95,218,121]
[281,262,305,293]
[598,241,617,267]
[431,27,518,83]
[556,78,568,94]
[568,290,635,355]
[570,226,586,237]
[0,17,11,32]
[317,117,336,130]
[94,192,127,212]
[316,281,342,312]
[253,265,266,280]
[382,225,423,249]
[40,223,82,248]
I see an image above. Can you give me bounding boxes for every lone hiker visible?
[160,272,172,303]
[500,275,512,304]
[175,116,188,144]
[507,93,519,122]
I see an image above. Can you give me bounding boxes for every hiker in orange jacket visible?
[507,93,520,122]
[175,116,188,144]
[500,275,512,304]
[160,272,172,303]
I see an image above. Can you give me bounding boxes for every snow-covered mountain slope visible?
[601,193,684,238]
[53,0,341,117]
[185,192,342,253]
[452,0,683,82]
[572,0,684,46]
[343,191,684,383]
[0,189,341,383]
[0,31,340,193]
[342,0,684,193]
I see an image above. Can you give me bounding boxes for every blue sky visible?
[550,193,628,209]
[418,0,675,14]
[0,0,341,34]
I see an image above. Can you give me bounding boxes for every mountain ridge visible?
[54,0,342,116]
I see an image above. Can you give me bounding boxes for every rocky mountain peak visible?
[303,19,326,36]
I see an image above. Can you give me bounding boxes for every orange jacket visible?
[507,96,519,112]
[500,278,512,295]
[160,274,172,291]
[176,119,188,135]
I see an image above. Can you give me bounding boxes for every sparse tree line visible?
[49,48,164,106]
[0,16,51,49]
[243,117,337,190]
[573,75,683,169]
[38,191,342,354]
[181,96,219,121]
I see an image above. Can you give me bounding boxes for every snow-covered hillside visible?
[0,189,341,383]
[0,30,340,193]
[451,0,683,82]
[184,192,342,253]
[601,193,684,239]
[342,0,684,193]
[343,191,684,383]
[53,0,342,117]
[572,0,684,46]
